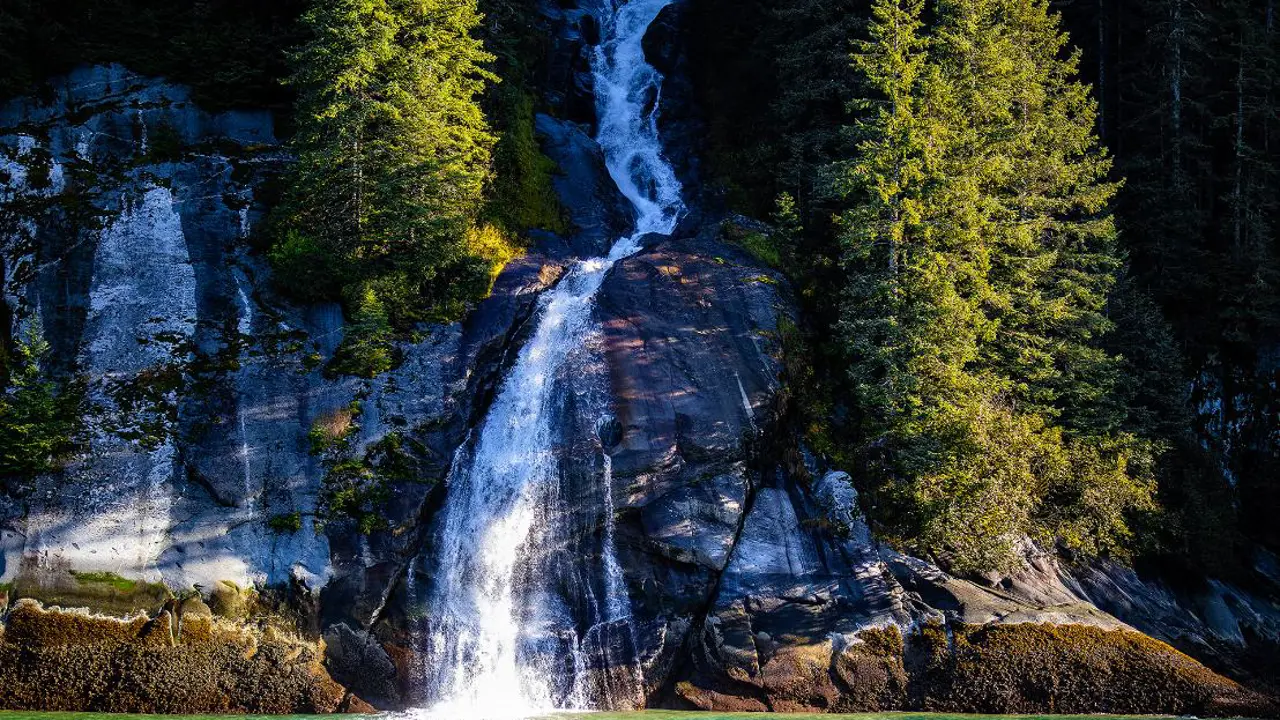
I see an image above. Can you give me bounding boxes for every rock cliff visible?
[0,0,1278,715]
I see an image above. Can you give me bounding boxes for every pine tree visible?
[1116,0,1216,354]
[0,326,81,486]
[837,0,934,424]
[770,0,866,206]
[974,0,1125,436]
[837,0,1015,571]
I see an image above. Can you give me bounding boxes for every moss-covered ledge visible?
[674,622,1280,717]
[914,622,1279,717]
[0,598,370,713]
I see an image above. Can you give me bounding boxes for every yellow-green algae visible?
[675,622,1277,718]
[9,565,169,616]
[0,600,359,714]
[913,622,1272,716]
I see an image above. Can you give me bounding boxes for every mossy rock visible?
[911,622,1279,717]
[10,568,171,615]
[678,619,1275,717]
[0,600,352,713]
[3,599,155,647]
[207,580,256,621]
[829,626,909,712]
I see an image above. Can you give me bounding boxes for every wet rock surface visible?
[534,113,632,258]
[0,2,1278,716]
[640,0,704,207]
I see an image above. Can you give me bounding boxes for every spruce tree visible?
[837,0,1159,572]
[273,0,497,329]
[838,0,1016,571]
[975,0,1125,436]
[837,0,934,425]
[0,326,81,486]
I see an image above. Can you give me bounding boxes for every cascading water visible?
[415,0,685,717]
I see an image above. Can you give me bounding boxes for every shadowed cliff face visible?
[0,1,1278,717]
[0,63,563,644]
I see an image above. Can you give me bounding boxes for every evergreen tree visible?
[838,0,1157,571]
[837,0,1014,571]
[770,0,867,206]
[971,0,1125,436]
[0,327,81,488]
[272,0,498,330]
[837,0,935,425]
[1115,0,1216,353]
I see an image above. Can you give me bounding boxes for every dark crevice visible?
[649,415,778,706]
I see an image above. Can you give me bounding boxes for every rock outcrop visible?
[0,599,362,713]
[0,0,1278,715]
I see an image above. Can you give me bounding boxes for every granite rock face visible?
[1,2,1279,716]
[0,64,562,708]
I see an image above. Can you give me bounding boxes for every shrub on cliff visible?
[0,327,82,487]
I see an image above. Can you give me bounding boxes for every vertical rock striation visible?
[0,4,1277,716]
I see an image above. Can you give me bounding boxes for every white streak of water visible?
[417,0,684,715]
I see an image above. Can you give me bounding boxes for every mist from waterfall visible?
[415,0,685,716]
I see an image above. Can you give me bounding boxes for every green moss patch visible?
[721,221,783,268]
[11,569,170,616]
[268,512,303,534]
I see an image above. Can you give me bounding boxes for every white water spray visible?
[417,0,684,716]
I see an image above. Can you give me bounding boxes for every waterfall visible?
[416,0,684,716]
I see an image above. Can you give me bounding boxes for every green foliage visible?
[689,0,863,216]
[828,0,1159,572]
[270,0,499,333]
[465,223,523,294]
[1066,0,1280,557]
[327,285,396,379]
[0,327,82,486]
[267,230,343,302]
[696,0,1280,574]
[474,0,567,236]
[142,122,186,164]
[267,512,304,534]
[722,222,783,269]
[486,86,567,234]
[308,403,428,534]
[778,318,854,472]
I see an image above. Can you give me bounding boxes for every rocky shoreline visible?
[1,0,1279,715]
[674,622,1275,716]
[0,598,369,713]
[1,594,1274,716]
